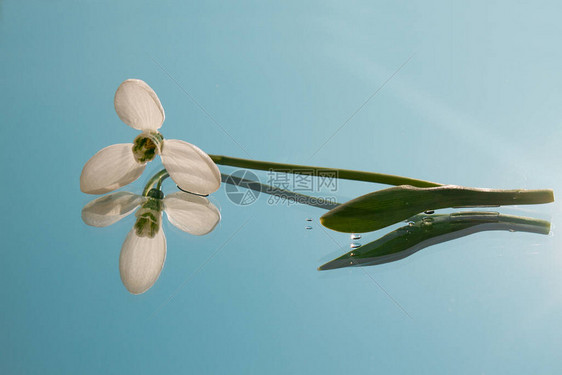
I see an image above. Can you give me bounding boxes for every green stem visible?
[209,155,442,188]
[142,169,169,196]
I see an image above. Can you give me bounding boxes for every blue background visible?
[1,1,561,374]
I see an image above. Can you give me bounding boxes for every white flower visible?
[80,79,221,195]
[82,190,221,294]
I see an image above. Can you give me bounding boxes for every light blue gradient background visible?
[1,1,561,374]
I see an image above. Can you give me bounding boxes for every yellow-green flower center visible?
[132,132,164,163]
[134,195,163,238]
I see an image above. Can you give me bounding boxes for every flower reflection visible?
[82,189,221,294]
[80,79,220,196]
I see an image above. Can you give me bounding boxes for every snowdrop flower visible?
[80,79,220,195]
[82,189,221,294]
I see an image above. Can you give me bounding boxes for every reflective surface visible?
[2,1,562,374]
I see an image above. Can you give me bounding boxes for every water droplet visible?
[350,233,361,240]
[305,226,313,230]
[424,210,434,214]
[407,221,415,227]
[350,242,361,249]
[305,218,312,222]
[421,216,434,227]
[349,252,355,256]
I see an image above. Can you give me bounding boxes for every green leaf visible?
[318,212,551,270]
[320,185,554,233]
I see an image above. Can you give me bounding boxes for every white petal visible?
[160,139,221,195]
[80,143,146,194]
[119,226,167,295]
[82,192,145,227]
[163,192,221,235]
[114,79,165,131]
